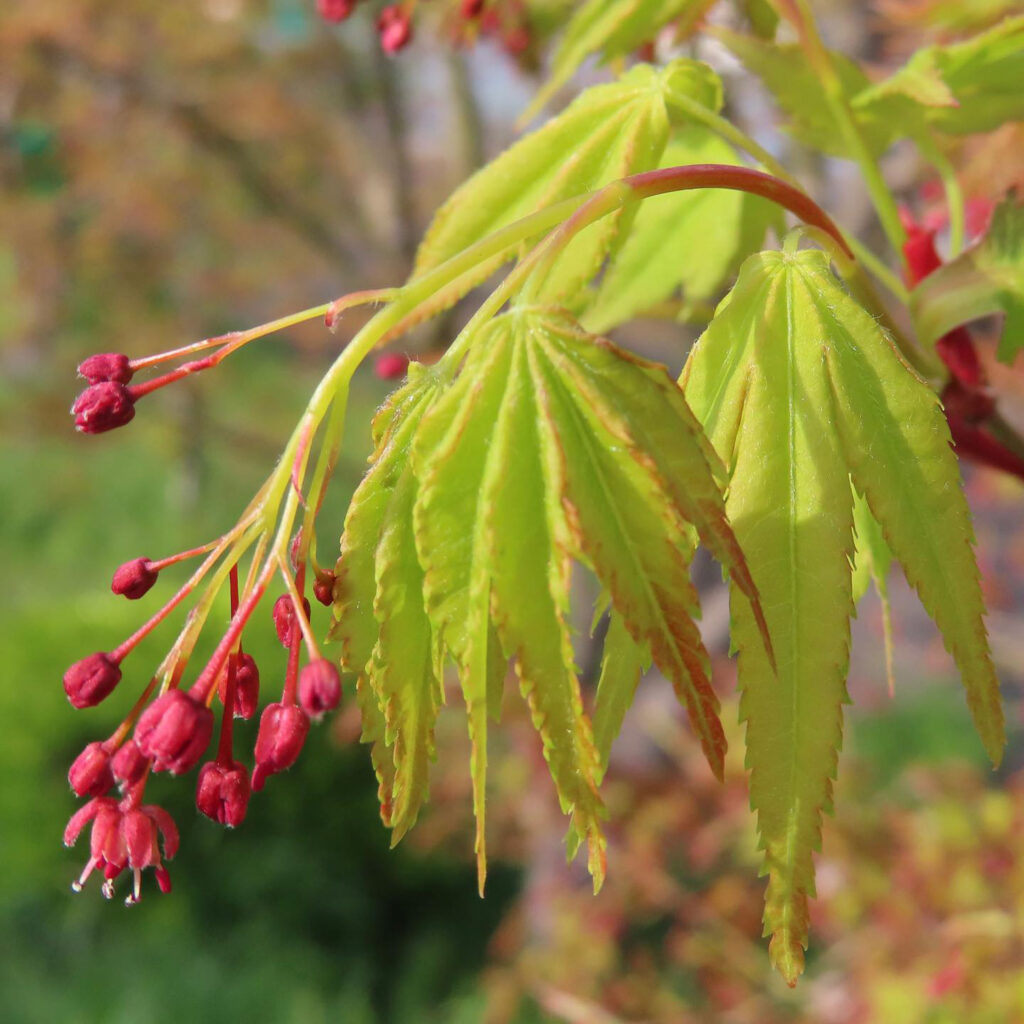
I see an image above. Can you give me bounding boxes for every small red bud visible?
[134,689,214,775]
[111,741,150,789]
[68,742,114,797]
[377,5,412,53]
[72,382,136,434]
[313,572,336,607]
[64,652,122,708]
[251,703,310,791]
[273,593,311,647]
[375,353,410,380]
[502,26,530,56]
[298,659,342,720]
[461,0,485,17]
[196,760,252,827]
[78,353,134,385]
[111,557,158,599]
[218,653,261,719]
[317,0,356,21]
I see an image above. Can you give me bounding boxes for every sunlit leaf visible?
[331,371,443,829]
[911,193,1024,363]
[854,15,1024,136]
[851,487,895,695]
[523,0,716,121]
[683,246,1003,983]
[817,265,1004,761]
[489,335,608,885]
[583,124,782,332]
[413,61,722,305]
[530,309,754,780]
[369,460,444,844]
[412,331,520,890]
[715,27,894,158]
[591,610,650,778]
[683,249,854,984]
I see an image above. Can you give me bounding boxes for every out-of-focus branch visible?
[447,50,485,173]
[35,38,362,272]
[372,45,418,264]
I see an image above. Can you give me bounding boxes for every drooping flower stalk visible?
[63,164,860,899]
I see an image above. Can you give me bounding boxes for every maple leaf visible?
[682,245,1003,984]
[333,305,769,891]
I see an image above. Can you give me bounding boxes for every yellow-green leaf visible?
[489,334,609,886]
[911,194,1024,363]
[716,28,893,158]
[413,61,719,306]
[684,250,855,984]
[523,0,717,121]
[684,247,1004,982]
[331,373,442,822]
[412,330,518,890]
[529,310,733,779]
[854,15,1024,137]
[814,262,1005,762]
[369,461,443,843]
[583,124,783,332]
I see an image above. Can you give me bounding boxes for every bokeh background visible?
[2,1,1023,1021]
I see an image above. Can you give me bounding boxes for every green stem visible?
[920,137,965,258]
[846,235,909,303]
[666,90,800,187]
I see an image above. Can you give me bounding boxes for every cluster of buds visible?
[64,306,355,902]
[457,0,533,59]
[313,1,536,60]
[901,205,1024,482]
[315,0,414,53]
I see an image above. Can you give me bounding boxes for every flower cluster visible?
[65,312,353,903]
[313,0,534,60]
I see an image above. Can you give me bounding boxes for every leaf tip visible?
[769,932,807,987]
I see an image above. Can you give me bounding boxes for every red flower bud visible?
[111,740,150,789]
[317,0,356,22]
[375,353,409,380]
[111,557,158,599]
[251,703,310,791]
[64,652,122,708]
[313,573,335,607]
[68,742,114,797]
[377,5,412,53]
[218,652,260,719]
[134,689,214,775]
[272,594,311,647]
[503,26,530,57]
[72,382,136,434]
[196,760,251,827]
[78,352,134,385]
[298,659,342,720]
[461,0,484,18]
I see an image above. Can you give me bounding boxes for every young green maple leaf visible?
[911,193,1024,363]
[412,60,722,306]
[337,303,768,889]
[582,123,783,332]
[331,369,445,841]
[682,246,1004,984]
[715,27,894,158]
[521,0,716,122]
[853,14,1024,137]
